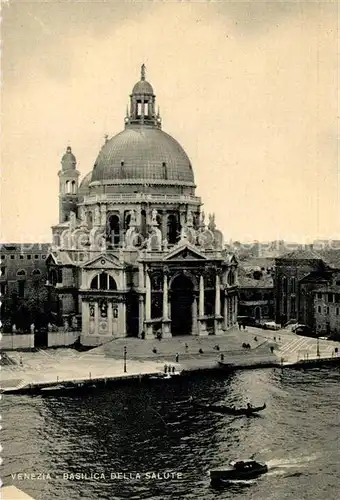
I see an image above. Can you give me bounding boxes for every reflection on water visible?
[2,368,340,500]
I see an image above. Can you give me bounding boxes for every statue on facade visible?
[72,316,78,330]
[12,324,17,334]
[147,226,162,251]
[179,225,189,243]
[94,205,100,226]
[69,211,77,230]
[48,323,53,332]
[162,238,169,252]
[151,208,158,225]
[200,211,205,228]
[125,210,139,249]
[208,213,216,232]
[30,323,35,334]
[130,209,137,226]
[186,211,194,227]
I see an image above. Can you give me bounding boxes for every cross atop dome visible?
[141,63,146,81]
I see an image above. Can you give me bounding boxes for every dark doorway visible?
[34,327,48,348]
[255,306,261,321]
[170,274,194,335]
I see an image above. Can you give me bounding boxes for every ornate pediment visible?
[164,243,207,261]
[81,254,122,270]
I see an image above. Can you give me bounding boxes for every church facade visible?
[46,66,238,345]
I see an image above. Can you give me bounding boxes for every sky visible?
[1,0,339,243]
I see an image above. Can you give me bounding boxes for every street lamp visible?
[316,335,320,358]
[124,345,127,373]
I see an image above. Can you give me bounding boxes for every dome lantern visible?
[126,64,160,129]
[61,146,76,171]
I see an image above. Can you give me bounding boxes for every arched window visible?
[125,212,131,230]
[140,210,147,237]
[65,180,70,194]
[107,215,120,246]
[90,272,117,290]
[17,269,26,277]
[49,270,58,286]
[32,269,41,276]
[291,277,296,294]
[167,213,179,244]
[162,162,168,180]
[71,181,76,194]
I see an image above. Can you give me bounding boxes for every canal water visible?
[2,368,339,500]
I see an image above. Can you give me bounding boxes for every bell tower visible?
[58,146,80,223]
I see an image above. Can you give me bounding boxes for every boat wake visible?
[266,453,321,476]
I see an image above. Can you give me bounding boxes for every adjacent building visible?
[238,272,274,323]
[46,66,239,346]
[274,248,340,331]
[0,243,49,299]
[314,272,340,339]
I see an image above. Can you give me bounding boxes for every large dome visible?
[91,126,194,185]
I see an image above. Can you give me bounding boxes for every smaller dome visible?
[79,171,92,193]
[132,80,154,95]
[61,146,76,170]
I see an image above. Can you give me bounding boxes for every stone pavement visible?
[2,327,340,391]
[1,349,169,391]
[273,329,340,364]
[93,326,272,360]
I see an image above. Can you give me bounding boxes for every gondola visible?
[196,402,266,416]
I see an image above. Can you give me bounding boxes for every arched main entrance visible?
[170,274,194,335]
[254,306,261,322]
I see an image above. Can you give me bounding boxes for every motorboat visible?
[210,460,268,485]
[197,402,266,416]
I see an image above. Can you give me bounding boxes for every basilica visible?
[46,66,238,345]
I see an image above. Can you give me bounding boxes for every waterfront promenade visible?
[1,327,340,393]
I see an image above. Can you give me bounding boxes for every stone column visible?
[199,274,205,316]
[163,273,169,319]
[214,272,222,335]
[144,270,153,338]
[122,268,127,290]
[108,302,113,336]
[138,263,145,289]
[198,274,207,335]
[223,295,228,330]
[215,273,221,316]
[138,295,145,336]
[81,300,88,336]
[161,211,167,241]
[162,272,171,338]
[191,296,198,335]
[118,301,127,336]
[145,271,151,321]
[94,302,99,336]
